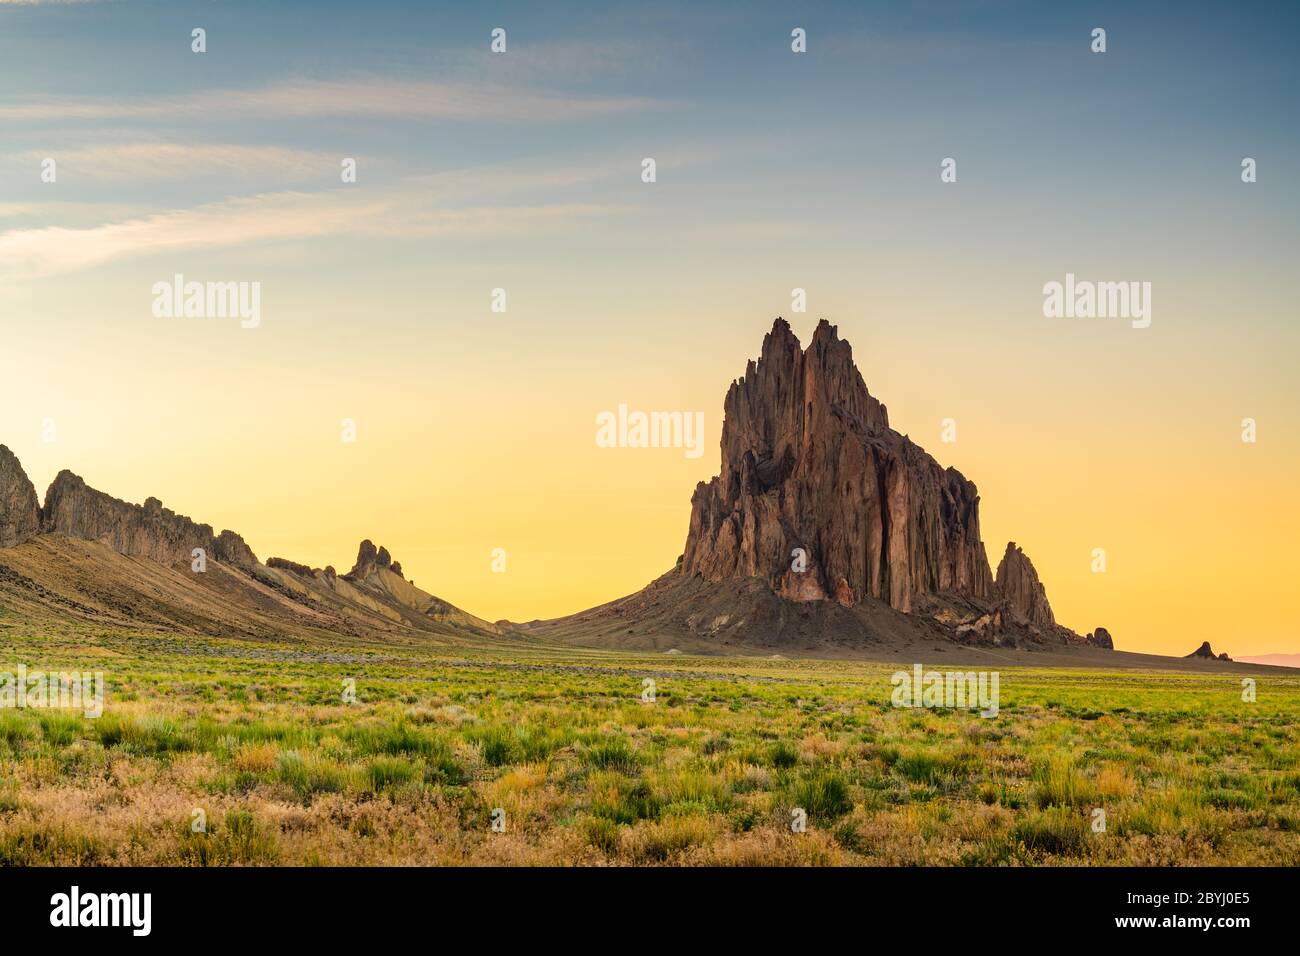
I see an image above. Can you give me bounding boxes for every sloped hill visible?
[0,443,499,647]
[0,534,498,646]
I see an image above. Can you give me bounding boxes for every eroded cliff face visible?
[994,542,1055,627]
[40,470,257,569]
[344,539,403,580]
[0,445,41,548]
[681,319,994,613]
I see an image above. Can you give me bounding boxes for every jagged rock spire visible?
[346,539,403,580]
[681,318,993,612]
[995,542,1055,627]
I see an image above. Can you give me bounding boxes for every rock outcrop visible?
[1085,627,1114,649]
[1187,641,1230,661]
[267,556,315,577]
[344,539,401,580]
[0,445,41,548]
[214,529,257,566]
[995,542,1055,627]
[40,470,257,569]
[681,318,993,613]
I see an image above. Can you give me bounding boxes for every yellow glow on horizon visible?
[2,269,1295,659]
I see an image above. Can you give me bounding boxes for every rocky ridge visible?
[40,469,257,568]
[0,445,491,640]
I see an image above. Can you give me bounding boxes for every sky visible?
[0,0,1296,656]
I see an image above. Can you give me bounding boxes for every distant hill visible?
[1235,653,1300,669]
[0,443,497,645]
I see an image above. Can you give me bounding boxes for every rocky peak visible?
[0,445,41,548]
[1187,641,1230,661]
[995,542,1055,627]
[345,539,402,580]
[717,318,890,494]
[40,469,257,569]
[682,318,993,613]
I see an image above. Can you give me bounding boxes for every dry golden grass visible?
[0,628,1296,865]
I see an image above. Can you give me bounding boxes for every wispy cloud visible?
[0,76,662,122]
[7,142,342,181]
[0,163,637,280]
[0,141,731,281]
[0,192,374,279]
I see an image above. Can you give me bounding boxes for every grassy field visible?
[0,627,1296,866]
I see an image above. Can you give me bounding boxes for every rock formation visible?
[40,470,257,569]
[1187,641,1230,661]
[0,444,41,548]
[214,529,257,566]
[662,317,1106,651]
[1085,627,1114,649]
[344,539,402,580]
[995,542,1055,626]
[682,318,995,614]
[267,556,315,577]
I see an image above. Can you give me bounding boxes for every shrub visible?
[584,737,641,775]
[584,816,621,855]
[366,756,418,793]
[1012,807,1088,856]
[792,771,853,819]
[768,741,799,769]
[38,712,82,747]
[276,750,346,802]
[180,809,279,865]
[1032,755,1097,809]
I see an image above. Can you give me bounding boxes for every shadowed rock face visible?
[345,539,403,580]
[1187,641,1230,661]
[0,445,41,548]
[1086,627,1114,649]
[213,529,257,566]
[40,470,257,568]
[995,542,1055,627]
[681,318,994,612]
